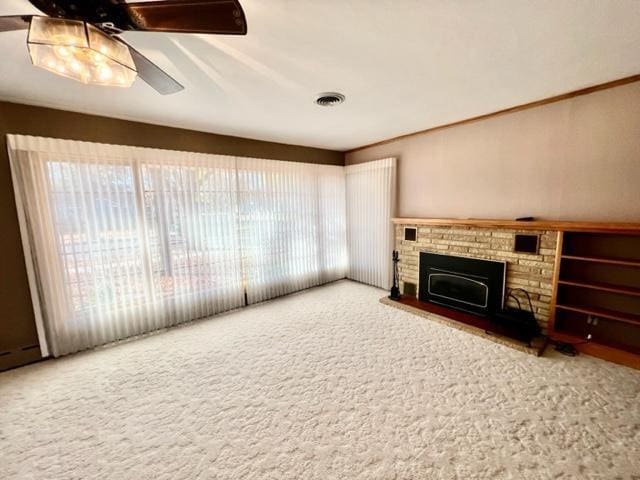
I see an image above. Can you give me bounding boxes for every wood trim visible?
[346,74,640,153]
[547,231,563,333]
[392,217,640,234]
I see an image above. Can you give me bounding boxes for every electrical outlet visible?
[586,315,599,326]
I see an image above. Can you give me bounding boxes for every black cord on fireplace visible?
[505,287,535,315]
[553,336,592,357]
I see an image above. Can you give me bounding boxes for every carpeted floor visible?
[1,280,639,480]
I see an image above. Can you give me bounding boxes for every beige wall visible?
[0,101,342,371]
[346,81,640,222]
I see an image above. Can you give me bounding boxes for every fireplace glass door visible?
[428,272,489,309]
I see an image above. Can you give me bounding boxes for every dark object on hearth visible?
[492,288,541,345]
[515,216,535,221]
[554,334,592,356]
[555,342,578,356]
[389,250,401,300]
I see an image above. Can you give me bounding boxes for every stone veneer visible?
[396,224,558,331]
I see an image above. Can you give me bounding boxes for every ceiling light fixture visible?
[315,92,345,107]
[27,16,137,88]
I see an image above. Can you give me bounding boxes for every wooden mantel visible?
[392,217,640,234]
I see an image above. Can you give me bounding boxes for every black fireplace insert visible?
[419,252,506,316]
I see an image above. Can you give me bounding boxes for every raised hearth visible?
[380,295,548,356]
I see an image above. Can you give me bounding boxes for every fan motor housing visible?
[28,0,132,28]
[28,0,248,35]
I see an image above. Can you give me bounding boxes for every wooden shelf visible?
[555,303,640,326]
[561,254,640,268]
[392,217,640,234]
[558,279,640,297]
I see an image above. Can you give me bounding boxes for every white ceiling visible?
[1,0,639,151]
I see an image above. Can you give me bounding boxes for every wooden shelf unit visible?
[549,230,640,369]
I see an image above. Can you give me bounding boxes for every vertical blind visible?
[8,135,347,357]
[345,157,397,289]
[237,157,347,304]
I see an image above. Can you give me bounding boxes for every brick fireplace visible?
[395,224,558,331]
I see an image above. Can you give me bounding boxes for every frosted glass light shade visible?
[27,16,137,88]
[86,24,135,70]
[28,16,87,48]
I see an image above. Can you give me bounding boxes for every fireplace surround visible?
[395,223,557,331]
[389,217,640,369]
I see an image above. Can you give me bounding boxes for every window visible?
[8,135,347,356]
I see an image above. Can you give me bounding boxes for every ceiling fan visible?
[0,0,248,94]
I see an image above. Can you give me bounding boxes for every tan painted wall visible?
[0,101,342,371]
[346,81,640,222]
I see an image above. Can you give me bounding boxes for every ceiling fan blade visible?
[122,0,247,35]
[0,15,32,33]
[118,39,184,95]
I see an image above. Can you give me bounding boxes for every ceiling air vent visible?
[315,92,345,107]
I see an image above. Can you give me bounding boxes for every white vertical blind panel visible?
[345,158,396,289]
[7,135,244,356]
[7,135,348,356]
[236,157,347,304]
[317,166,348,283]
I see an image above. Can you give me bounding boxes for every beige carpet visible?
[1,280,639,480]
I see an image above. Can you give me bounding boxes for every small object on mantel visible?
[515,216,536,221]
